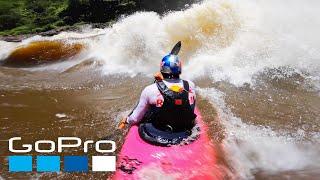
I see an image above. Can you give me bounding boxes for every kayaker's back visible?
[127,79,196,127]
[143,79,196,108]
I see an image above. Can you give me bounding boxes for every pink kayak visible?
[113,108,224,179]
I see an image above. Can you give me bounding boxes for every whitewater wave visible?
[1,0,319,88]
[199,87,320,179]
[183,0,320,87]
[80,0,320,88]
[0,41,16,61]
[83,0,240,76]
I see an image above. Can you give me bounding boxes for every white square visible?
[92,156,116,172]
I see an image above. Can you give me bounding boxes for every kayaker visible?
[118,42,197,134]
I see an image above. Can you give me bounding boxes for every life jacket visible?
[144,79,197,132]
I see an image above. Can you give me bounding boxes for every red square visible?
[175,99,182,105]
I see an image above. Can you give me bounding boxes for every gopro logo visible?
[9,137,116,153]
[7,137,116,173]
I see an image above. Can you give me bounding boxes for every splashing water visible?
[199,87,320,179]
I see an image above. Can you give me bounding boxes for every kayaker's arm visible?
[118,88,149,130]
[126,87,150,125]
[118,73,163,129]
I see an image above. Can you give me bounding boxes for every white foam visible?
[0,41,17,60]
[199,88,320,179]
[182,0,320,87]
[1,0,319,89]
[81,0,241,76]
[87,0,319,88]
[55,113,67,118]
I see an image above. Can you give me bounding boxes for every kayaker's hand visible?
[154,72,164,81]
[118,117,128,130]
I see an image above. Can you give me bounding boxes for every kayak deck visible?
[113,108,223,179]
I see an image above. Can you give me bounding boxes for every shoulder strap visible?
[156,80,190,98]
[182,80,189,92]
[156,80,175,100]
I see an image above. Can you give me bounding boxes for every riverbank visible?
[0,0,195,42]
[0,23,110,42]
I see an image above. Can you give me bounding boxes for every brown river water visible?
[0,0,320,179]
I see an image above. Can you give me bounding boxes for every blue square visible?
[64,156,88,172]
[37,156,60,172]
[9,156,32,172]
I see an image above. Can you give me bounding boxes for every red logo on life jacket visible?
[175,99,182,105]
[156,99,163,107]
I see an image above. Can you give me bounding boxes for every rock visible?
[0,35,30,42]
[2,40,84,67]
[138,0,196,14]
[39,29,61,37]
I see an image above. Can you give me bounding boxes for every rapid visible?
[0,0,319,179]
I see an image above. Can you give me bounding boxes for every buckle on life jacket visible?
[170,85,183,92]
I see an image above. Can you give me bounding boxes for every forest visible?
[0,0,195,35]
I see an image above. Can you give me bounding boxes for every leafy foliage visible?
[0,0,68,35]
[0,0,194,35]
